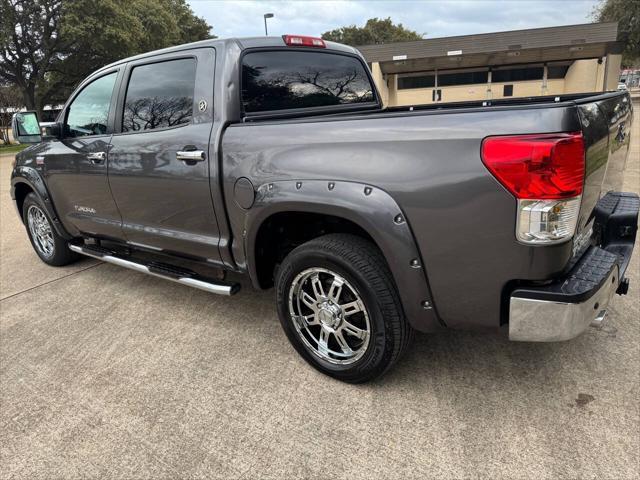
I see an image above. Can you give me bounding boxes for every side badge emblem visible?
[198,100,207,112]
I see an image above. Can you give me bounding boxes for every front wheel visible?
[275,234,413,383]
[22,193,79,266]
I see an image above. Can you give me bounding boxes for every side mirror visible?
[40,121,62,139]
[11,111,42,144]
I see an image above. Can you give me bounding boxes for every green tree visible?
[321,17,423,46]
[593,0,640,67]
[0,1,66,118]
[0,83,22,144]
[0,0,213,118]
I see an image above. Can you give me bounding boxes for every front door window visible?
[65,72,117,137]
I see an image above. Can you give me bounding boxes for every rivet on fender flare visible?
[410,259,421,268]
[364,186,372,196]
[296,182,302,190]
[394,214,405,224]
[328,182,335,191]
[421,301,432,310]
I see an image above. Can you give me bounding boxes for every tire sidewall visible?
[22,194,70,266]
[276,245,394,381]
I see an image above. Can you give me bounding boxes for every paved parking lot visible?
[1,123,638,479]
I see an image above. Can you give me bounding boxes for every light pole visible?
[263,13,274,36]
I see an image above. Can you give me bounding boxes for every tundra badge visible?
[74,205,96,214]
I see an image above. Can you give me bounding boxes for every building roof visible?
[357,22,622,74]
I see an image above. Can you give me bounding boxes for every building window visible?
[398,74,435,89]
[492,66,543,83]
[547,63,571,79]
[503,85,514,96]
[437,70,488,87]
[398,69,488,89]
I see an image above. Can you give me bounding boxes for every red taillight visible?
[481,132,585,199]
[283,35,326,48]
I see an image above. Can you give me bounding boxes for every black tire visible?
[22,193,79,266]
[276,233,413,383]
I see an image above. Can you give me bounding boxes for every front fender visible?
[242,180,442,332]
[11,165,72,239]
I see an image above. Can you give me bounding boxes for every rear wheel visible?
[22,193,79,266]
[275,233,413,383]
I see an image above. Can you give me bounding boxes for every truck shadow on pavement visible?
[227,273,626,397]
[379,317,625,402]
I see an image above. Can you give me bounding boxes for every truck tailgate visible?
[576,92,634,240]
[509,92,636,342]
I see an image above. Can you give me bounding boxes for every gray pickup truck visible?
[11,35,638,382]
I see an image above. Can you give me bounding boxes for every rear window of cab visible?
[241,50,375,114]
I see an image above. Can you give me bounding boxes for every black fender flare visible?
[242,179,442,332]
[11,166,72,240]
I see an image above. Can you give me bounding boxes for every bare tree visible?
[123,96,193,132]
[293,69,363,100]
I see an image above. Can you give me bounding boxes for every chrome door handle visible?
[616,123,626,143]
[176,150,206,164]
[87,152,106,164]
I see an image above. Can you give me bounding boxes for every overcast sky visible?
[187,0,603,40]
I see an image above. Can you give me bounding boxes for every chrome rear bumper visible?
[509,266,618,341]
[508,191,638,342]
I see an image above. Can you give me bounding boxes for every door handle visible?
[176,150,206,165]
[616,123,626,143]
[87,152,106,164]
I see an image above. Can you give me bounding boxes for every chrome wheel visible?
[27,205,55,258]
[288,267,371,365]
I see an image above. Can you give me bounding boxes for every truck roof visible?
[97,36,360,74]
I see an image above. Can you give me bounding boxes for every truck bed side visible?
[222,99,614,329]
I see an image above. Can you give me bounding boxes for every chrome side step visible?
[69,244,240,296]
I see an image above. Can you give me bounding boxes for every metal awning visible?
[356,22,622,74]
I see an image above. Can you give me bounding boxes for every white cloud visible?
[188,0,602,40]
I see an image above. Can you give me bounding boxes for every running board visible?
[69,244,240,296]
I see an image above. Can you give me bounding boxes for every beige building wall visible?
[596,58,606,91]
[396,87,434,105]
[562,55,621,93]
[489,78,563,99]
[387,74,398,106]
[564,59,601,93]
[545,79,566,95]
[604,54,622,90]
[394,80,554,106]
[370,62,389,106]
[491,80,542,99]
[438,84,487,103]
[395,85,491,106]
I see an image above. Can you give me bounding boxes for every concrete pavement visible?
[1,124,639,479]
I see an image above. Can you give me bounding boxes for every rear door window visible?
[122,58,196,132]
[242,51,375,113]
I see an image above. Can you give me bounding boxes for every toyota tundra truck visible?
[10,35,638,383]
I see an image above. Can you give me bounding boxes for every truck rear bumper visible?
[510,262,618,341]
[508,192,638,342]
